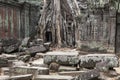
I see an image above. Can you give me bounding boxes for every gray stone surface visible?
[0,76,9,80]
[10,74,32,80]
[79,54,119,68]
[31,58,48,67]
[0,58,9,67]
[20,37,30,47]
[59,71,87,77]
[35,75,75,80]
[0,74,32,80]
[76,69,100,80]
[36,53,45,58]
[44,51,79,65]
[96,61,109,72]
[49,62,60,72]
[12,66,49,76]
[26,45,48,54]
[12,61,27,67]
[1,54,17,60]
[18,55,31,62]
[59,66,76,72]
[2,38,20,53]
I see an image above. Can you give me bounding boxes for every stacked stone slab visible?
[12,66,49,76]
[0,58,9,67]
[10,74,32,80]
[79,54,119,68]
[44,51,79,65]
[59,71,87,77]
[35,75,75,80]
[0,74,32,80]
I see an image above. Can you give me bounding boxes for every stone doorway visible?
[45,31,52,42]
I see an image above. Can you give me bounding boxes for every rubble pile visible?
[0,38,120,80]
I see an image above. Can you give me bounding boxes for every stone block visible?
[10,74,32,80]
[0,74,32,80]
[12,66,49,76]
[0,76,9,80]
[76,69,100,80]
[2,38,20,53]
[18,55,31,62]
[31,58,48,67]
[0,58,9,67]
[1,54,17,60]
[79,54,119,68]
[44,51,79,65]
[59,66,76,72]
[58,71,87,77]
[36,53,45,58]
[1,67,9,75]
[35,75,75,80]
[12,61,27,67]
[26,45,48,56]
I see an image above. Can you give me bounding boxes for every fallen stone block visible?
[1,67,9,75]
[1,54,17,60]
[114,67,120,74]
[2,38,21,53]
[96,61,110,72]
[76,69,100,80]
[10,74,32,80]
[44,51,79,65]
[0,74,32,80]
[12,66,49,76]
[20,37,30,47]
[12,61,27,67]
[59,71,87,77]
[35,53,45,58]
[79,54,119,68]
[19,37,30,52]
[0,76,9,80]
[26,45,48,56]
[44,42,51,50]
[59,66,76,72]
[31,58,48,67]
[18,55,31,62]
[49,62,60,72]
[35,75,75,80]
[0,58,9,67]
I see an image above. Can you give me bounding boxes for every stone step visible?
[0,74,32,80]
[58,71,87,77]
[35,75,75,80]
[11,66,49,76]
[59,66,76,72]
[79,54,119,68]
[10,74,32,80]
[44,51,79,65]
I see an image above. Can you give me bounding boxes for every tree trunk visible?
[38,0,75,47]
[54,0,62,47]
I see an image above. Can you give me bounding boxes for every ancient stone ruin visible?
[0,0,120,80]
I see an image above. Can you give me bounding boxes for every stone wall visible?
[0,0,41,40]
[76,0,116,52]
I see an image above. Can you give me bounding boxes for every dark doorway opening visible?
[45,31,52,42]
